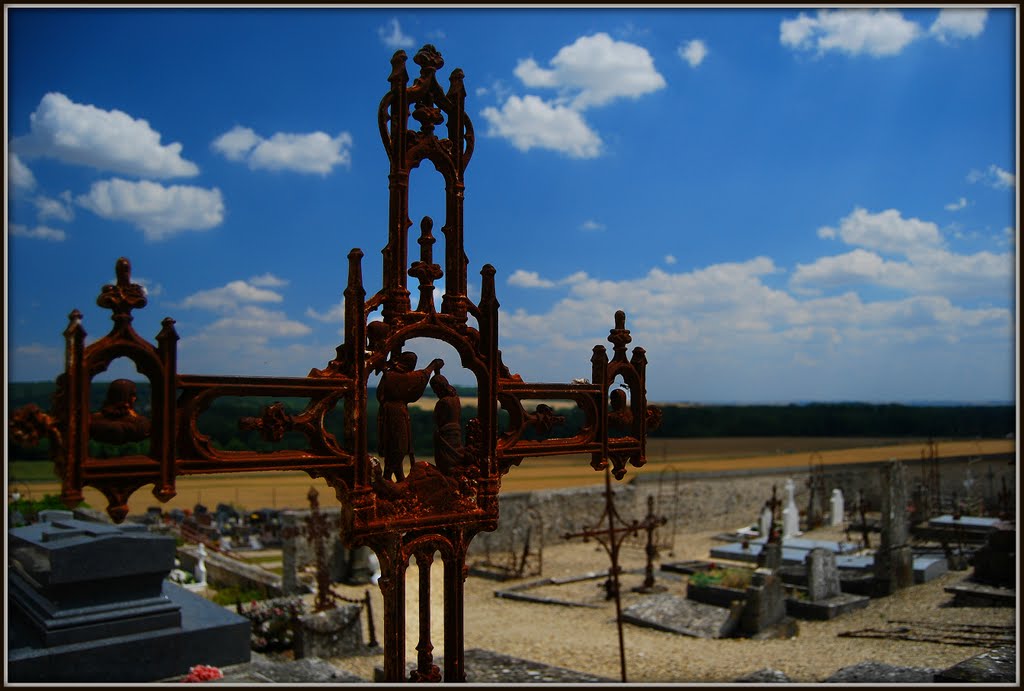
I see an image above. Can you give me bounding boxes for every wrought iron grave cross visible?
[9,44,660,683]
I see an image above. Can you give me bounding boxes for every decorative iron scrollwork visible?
[8,44,659,684]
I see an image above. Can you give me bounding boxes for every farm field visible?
[7,437,1014,515]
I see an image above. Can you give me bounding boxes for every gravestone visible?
[343,545,377,585]
[829,489,844,527]
[782,479,800,539]
[195,542,209,586]
[8,516,249,682]
[621,592,737,639]
[874,461,914,594]
[806,548,841,601]
[737,568,797,638]
[971,523,1015,587]
[759,504,772,538]
[294,603,364,659]
[757,541,783,570]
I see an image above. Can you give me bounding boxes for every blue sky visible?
[5,7,1018,403]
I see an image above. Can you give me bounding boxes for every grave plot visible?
[943,520,1016,607]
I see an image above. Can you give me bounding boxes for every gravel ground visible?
[316,516,1016,684]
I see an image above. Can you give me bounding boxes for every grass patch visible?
[8,460,60,483]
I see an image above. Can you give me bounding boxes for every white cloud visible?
[664,254,677,265]
[211,125,261,161]
[481,95,602,159]
[305,302,344,323]
[77,178,224,241]
[9,223,66,242]
[816,207,942,255]
[13,343,62,369]
[212,125,353,175]
[494,257,1011,402]
[968,164,1016,189]
[930,9,987,42]
[249,273,289,288]
[780,9,922,57]
[33,191,75,222]
[13,92,199,178]
[513,33,666,110]
[378,18,414,49]
[679,39,708,68]
[794,208,1013,298]
[944,197,968,211]
[201,305,311,338]
[8,152,36,191]
[180,279,285,312]
[508,269,557,289]
[580,220,605,231]
[134,276,163,298]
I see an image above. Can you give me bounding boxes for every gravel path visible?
[319,520,1015,683]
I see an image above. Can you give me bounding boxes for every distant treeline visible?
[7,382,1014,460]
[649,403,1015,439]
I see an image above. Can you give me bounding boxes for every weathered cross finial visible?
[408,217,444,312]
[96,257,147,323]
[608,310,632,361]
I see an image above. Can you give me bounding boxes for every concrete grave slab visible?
[622,592,737,639]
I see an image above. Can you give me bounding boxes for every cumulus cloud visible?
[484,33,665,158]
[77,178,224,241]
[968,164,1015,190]
[9,223,66,242]
[494,254,1011,401]
[179,277,286,312]
[33,191,75,222]
[13,92,199,178]
[944,197,968,212]
[378,18,414,49]
[508,269,557,289]
[780,9,922,57]
[305,302,344,323]
[930,9,987,42]
[8,152,36,191]
[13,343,62,370]
[679,39,708,67]
[481,95,602,159]
[664,254,677,265]
[794,207,1013,299]
[580,220,606,231]
[210,126,261,161]
[816,207,942,255]
[513,33,666,110]
[200,305,311,338]
[212,125,353,175]
[249,273,289,288]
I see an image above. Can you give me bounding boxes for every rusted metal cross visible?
[9,44,660,683]
[562,468,662,683]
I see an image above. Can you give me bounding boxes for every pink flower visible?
[182,665,223,683]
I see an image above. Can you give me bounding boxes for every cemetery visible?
[5,41,1016,684]
[6,450,1016,683]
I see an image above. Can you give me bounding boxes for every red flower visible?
[183,664,223,683]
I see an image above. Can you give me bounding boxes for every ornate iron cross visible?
[10,44,659,683]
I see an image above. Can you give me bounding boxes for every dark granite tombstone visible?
[8,516,250,682]
[971,523,1015,588]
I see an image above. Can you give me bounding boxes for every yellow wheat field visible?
[10,437,1014,516]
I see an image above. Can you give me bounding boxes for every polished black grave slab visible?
[8,517,250,682]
